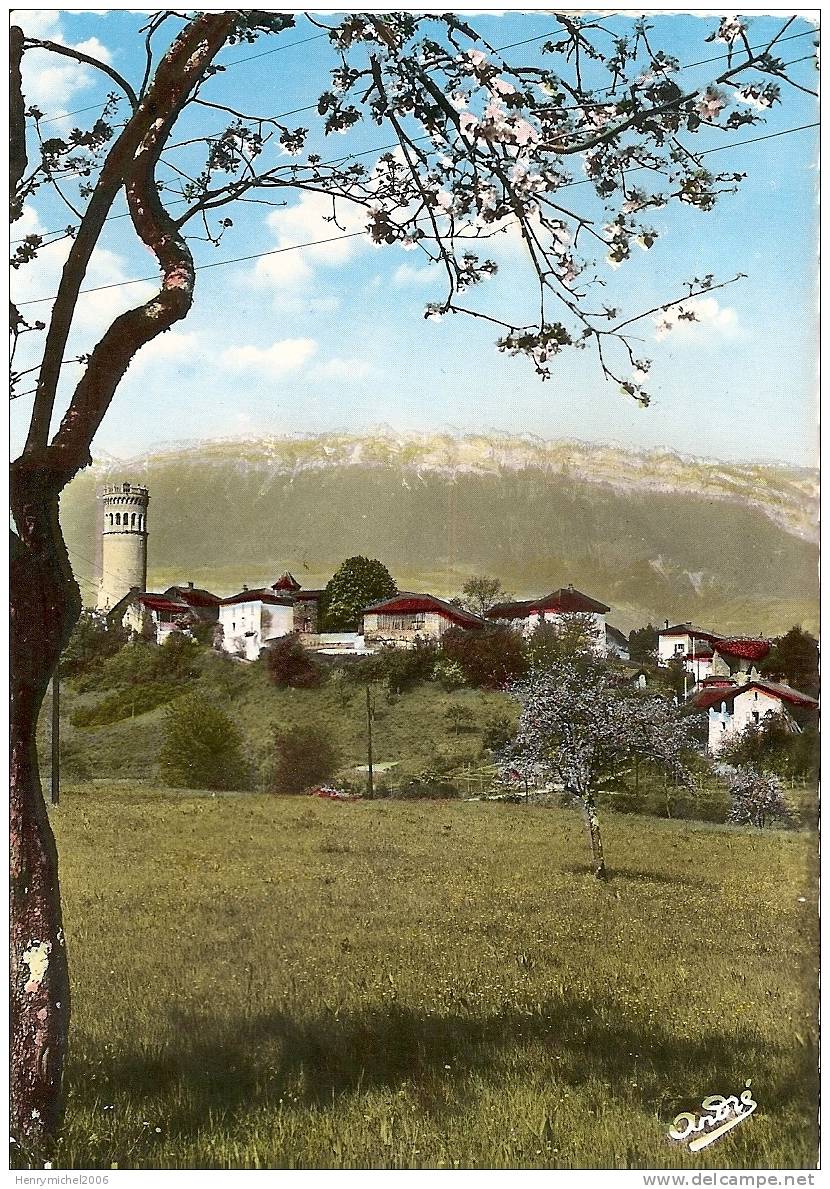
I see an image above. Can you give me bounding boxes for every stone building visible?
[96,482,149,612]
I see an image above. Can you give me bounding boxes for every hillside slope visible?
[59,432,818,635]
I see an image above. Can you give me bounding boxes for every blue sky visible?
[11,10,819,466]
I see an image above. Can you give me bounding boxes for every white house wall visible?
[708,688,786,753]
[219,600,294,661]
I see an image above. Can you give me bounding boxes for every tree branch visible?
[23,37,139,109]
[27,13,238,477]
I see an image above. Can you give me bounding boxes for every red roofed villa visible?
[693,677,818,754]
[486,584,610,652]
[363,593,485,646]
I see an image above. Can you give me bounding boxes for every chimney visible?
[665,619,669,630]
[242,584,248,592]
[568,583,574,591]
[188,581,194,589]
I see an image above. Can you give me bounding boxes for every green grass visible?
[45,657,516,786]
[39,787,817,1170]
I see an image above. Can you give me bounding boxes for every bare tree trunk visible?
[10,467,79,1150]
[9,15,238,1147]
[583,795,608,880]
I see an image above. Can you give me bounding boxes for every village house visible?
[694,677,818,754]
[218,586,294,661]
[657,622,771,686]
[362,592,485,646]
[112,581,221,642]
[486,585,610,653]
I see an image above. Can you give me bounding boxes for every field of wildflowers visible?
[42,787,817,1170]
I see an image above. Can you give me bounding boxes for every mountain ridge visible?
[60,432,818,636]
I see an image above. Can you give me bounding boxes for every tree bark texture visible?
[9,12,238,1149]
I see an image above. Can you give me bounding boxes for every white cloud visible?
[15,10,115,110]
[654,297,740,342]
[252,192,369,290]
[219,338,318,376]
[312,356,374,381]
[393,263,437,287]
[132,330,201,372]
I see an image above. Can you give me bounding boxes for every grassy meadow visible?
[37,787,817,1170]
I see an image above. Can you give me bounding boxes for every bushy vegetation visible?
[723,764,793,829]
[264,635,323,689]
[345,640,438,695]
[761,625,819,696]
[268,724,340,794]
[71,682,185,728]
[60,611,128,681]
[720,712,819,783]
[158,691,252,790]
[440,625,526,690]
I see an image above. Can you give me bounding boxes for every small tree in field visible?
[500,662,700,878]
[159,692,250,791]
[457,576,509,619]
[322,557,397,631]
[723,764,792,829]
[269,725,339,794]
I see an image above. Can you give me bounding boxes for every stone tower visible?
[96,482,149,612]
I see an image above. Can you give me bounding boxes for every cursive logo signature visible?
[668,1081,757,1152]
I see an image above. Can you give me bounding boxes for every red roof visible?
[138,594,190,614]
[272,571,302,592]
[164,585,221,608]
[694,679,818,712]
[221,588,294,607]
[488,586,609,619]
[364,592,485,629]
[716,638,771,662]
[659,623,723,642]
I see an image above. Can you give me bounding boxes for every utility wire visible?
[15,119,819,309]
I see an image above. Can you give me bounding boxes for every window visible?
[108,513,113,526]
[378,613,425,631]
[131,513,136,527]
[674,642,686,654]
[751,711,760,724]
[115,512,121,525]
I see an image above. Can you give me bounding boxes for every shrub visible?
[159,691,251,790]
[482,712,516,753]
[720,713,819,782]
[61,612,128,682]
[392,767,460,799]
[440,625,526,690]
[71,681,183,727]
[268,724,339,794]
[444,703,476,736]
[433,657,467,690]
[265,635,322,688]
[723,763,793,829]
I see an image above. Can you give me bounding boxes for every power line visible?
[15,120,819,309]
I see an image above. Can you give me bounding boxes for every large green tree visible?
[322,556,397,630]
[9,10,811,1146]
